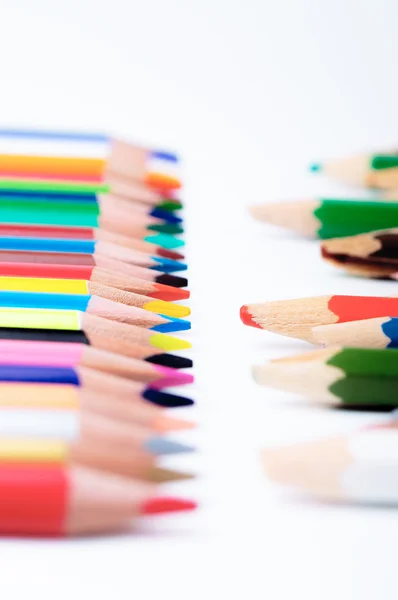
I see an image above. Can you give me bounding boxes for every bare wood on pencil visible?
[249,200,320,236]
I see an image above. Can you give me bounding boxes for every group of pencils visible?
[0,128,197,536]
[241,148,398,506]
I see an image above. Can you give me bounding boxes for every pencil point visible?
[143,388,194,407]
[156,200,183,212]
[149,333,192,351]
[145,437,195,455]
[151,256,187,273]
[144,233,185,249]
[146,353,193,369]
[153,414,196,433]
[240,305,262,329]
[140,496,197,515]
[151,283,190,301]
[150,207,183,223]
[310,162,322,172]
[151,150,179,163]
[155,274,188,288]
[149,365,194,388]
[155,247,185,260]
[148,223,184,235]
[150,317,191,333]
[143,300,190,318]
[149,467,196,483]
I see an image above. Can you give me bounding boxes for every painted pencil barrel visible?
[0,236,97,254]
[0,291,91,311]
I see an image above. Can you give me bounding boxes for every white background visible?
[1,1,398,598]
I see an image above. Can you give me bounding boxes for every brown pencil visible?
[321,228,398,279]
[0,437,192,483]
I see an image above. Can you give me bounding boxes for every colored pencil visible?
[0,224,185,260]
[0,128,181,188]
[0,339,192,373]
[310,152,398,189]
[0,198,184,246]
[312,316,398,348]
[0,361,193,390]
[0,188,183,229]
[0,238,187,273]
[0,383,194,431]
[0,177,183,210]
[0,464,196,536]
[0,277,189,318]
[321,229,398,279]
[0,290,190,332]
[263,421,398,505]
[240,295,398,342]
[0,308,191,358]
[0,263,190,302]
[0,437,193,483]
[0,405,195,454]
[250,198,398,239]
[0,252,188,289]
[253,346,398,409]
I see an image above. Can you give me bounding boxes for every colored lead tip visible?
[145,437,195,455]
[153,414,196,433]
[151,256,187,273]
[155,274,188,289]
[240,305,262,329]
[148,223,184,235]
[140,497,197,516]
[150,365,194,389]
[150,467,196,483]
[143,388,194,407]
[309,162,322,172]
[151,282,190,301]
[151,319,190,334]
[143,299,190,318]
[149,333,191,351]
[150,207,183,223]
[155,247,185,260]
[146,353,193,369]
[145,233,185,249]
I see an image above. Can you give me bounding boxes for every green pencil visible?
[250,198,398,239]
[253,346,398,408]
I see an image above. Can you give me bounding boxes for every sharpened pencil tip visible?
[155,247,185,260]
[240,305,262,329]
[149,467,196,483]
[151,256,187,273]
[145,437,195,455]
[143,388,194,407]
[153,414,196,433]
[150,365,194,388]
[140,496,197,515]
[143,300,190,318]
[145,233,185,249]
[149,333,192,351]
[148,223,184,235]
[150,207,183,223]
[146,353,193,369]
[155,274,188,288]
[150,316,191,333]
[309,162,322,172]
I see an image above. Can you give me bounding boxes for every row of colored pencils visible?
[241,147,398,506]
[0,128,197,536]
